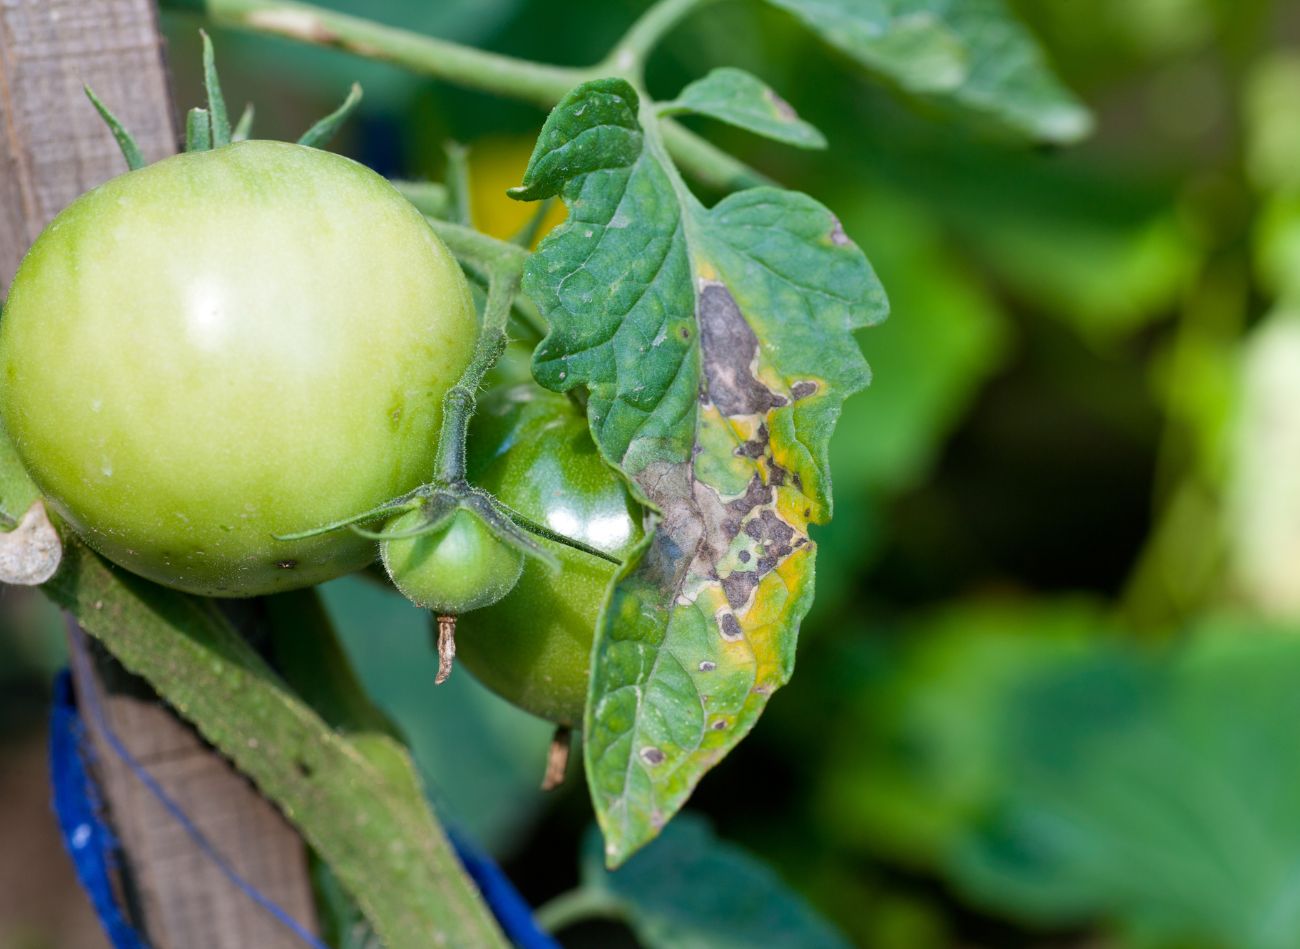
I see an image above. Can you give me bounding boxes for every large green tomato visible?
[0,140,476,596]
[458,385,644,726]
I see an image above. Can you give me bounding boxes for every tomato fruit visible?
[0,140,477,596]
[381,506,524,613]
[457,385,644,726]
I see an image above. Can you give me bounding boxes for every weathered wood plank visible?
[0,3,320,946]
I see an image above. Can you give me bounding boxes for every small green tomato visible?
[381,507,524,614]
[457,384,645,726]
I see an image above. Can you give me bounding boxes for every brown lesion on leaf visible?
[698,282,788,417]
[791,380,819,400]
[829,217,852,247]
[763,88,799,123]
[630,280,814,658]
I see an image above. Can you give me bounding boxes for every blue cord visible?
[62,640,330,949]
[49,670,146,949]
[447,825,562,949]
[50,654,560,949]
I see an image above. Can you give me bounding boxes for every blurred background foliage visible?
[6,0,1300,946]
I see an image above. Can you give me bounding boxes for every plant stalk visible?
[163,0,767,192]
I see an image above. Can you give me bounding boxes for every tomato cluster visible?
[1,139,643,726]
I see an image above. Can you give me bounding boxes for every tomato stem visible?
[163,0,768,193]
[541,726,573,791]
[433,614,457,685]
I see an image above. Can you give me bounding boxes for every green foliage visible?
[762,0,1092,141]
[660,67,827,149]
[954,620,1300,949]
[561,814,850,948]
[816,601,1106,866]
[515,74,884,863]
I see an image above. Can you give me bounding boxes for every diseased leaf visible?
[763,0,1092,142]
[661,67,826,149]
[578,814,851,948]
[516,78,885,864]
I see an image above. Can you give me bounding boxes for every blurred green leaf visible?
[573,813,851,948]
[1245,52,1300,196]
[817,599,1104,866]
[662,67,827,149]
[319,575,553,853]
[763,0,1092,142]
[827,188,1010,496]
[953,618,1300,949]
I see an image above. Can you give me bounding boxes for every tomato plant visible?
[456,384,644,726]
[0,2,1099,946]
[0,139,477,597]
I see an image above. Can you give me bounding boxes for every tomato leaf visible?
[516,77,885,864]
[573,814,851,948]
[763,0,1092,143]
[660,67,827,150]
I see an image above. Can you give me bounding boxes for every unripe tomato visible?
[381,507,524,613]
[457,385,644,726]
[0,140,476,596]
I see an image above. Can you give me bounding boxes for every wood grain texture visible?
[0,3,320,945]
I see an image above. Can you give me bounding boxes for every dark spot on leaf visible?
[277,560,298,570]
[698,283,788,416]
[640,747,666,765]
[757,556,778,573]
[829,217,851,247]
[791,380,818,400]
[699,660,717,672]
[296,759,314,778]
[728,475,772,516]
[794,536,808,548]
[738,550,751,563]
[711,718,728,731]
[765,88,799,122]
[722,569,759,609]
[720,613,744,641]
[768,461,788,486]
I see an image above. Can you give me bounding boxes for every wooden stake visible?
[1,4,318,944]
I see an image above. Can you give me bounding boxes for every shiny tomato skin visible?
[0,140,477,596]
[458,385,644,726]
[381,507,524,614]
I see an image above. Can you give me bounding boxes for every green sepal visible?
[186,107,212,152]
[200,30,231,147]
[298,83,363,149]
[232,103,255,142]
[83,86,145,171]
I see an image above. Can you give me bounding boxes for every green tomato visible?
[381,507,524,614]
[0,140,477,596]
[458,385,644,726]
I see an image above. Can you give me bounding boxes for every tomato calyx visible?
[87,31,363,173]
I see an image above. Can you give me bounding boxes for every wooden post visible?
[0,3,319,946]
